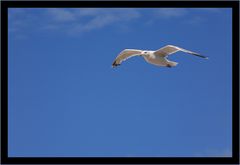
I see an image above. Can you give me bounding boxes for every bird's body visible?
[142,51,178,67]
[112,45,208,68]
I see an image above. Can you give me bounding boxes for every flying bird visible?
[112,45,208,68]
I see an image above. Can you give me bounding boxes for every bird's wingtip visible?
[112,61,120,68]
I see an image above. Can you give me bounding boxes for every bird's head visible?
[142,51,149,55]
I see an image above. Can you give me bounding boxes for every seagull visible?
[112,45,208,68]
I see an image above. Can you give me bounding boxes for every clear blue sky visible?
[8,8,232,157]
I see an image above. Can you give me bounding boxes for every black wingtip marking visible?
[191,52,208,59]
[198,55,209,59]
[112,61,120,68]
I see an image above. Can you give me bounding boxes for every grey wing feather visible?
[154,45,208,59]
[112,49,143,67]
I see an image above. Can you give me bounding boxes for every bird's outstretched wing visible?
[112,49,143,67]
[154,45,208,59]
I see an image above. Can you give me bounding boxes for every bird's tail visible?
[167,61,178,67]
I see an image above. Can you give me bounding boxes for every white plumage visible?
[112,45,208,68]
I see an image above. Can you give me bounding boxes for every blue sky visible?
[8,8,232,157]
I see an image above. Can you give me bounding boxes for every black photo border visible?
[1,1,239,164]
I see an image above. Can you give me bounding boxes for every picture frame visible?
[1,1,239,164]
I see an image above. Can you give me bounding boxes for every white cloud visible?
[68,9,140,34]
[75,8,105,17]
[47,8,76,22]
[8,9,35,37]
[8,8,223,38]
[43,8,141,34]
[152,8,224,27]
[68,15,117,34]
[8,8,141,38]
[83,15,116,30]
[154,8,222,20]
[155,8,188,18]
